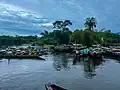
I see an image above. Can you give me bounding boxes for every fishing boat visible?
[105,48,120,58]
[54,45,73,53]
[89,48,103,58]
[0,55,45,60]
[89,51,102,58]
[45,83,67,90]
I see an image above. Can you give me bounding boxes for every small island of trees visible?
[39,17,120,47]
[0,17,120,47]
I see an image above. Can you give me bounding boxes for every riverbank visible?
[0,44,120,60]
[0,55,45,60]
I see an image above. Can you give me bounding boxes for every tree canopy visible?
[0,17,120,47]
[84,17,97,31]
[38,18,120,47]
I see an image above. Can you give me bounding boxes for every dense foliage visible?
[0,36,38,47]
[39,17,120,47]
[0,17,120,47]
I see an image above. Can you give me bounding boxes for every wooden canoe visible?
[45,84,67,90]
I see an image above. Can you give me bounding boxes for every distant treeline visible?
[39,17,120,47]
[39,29,120,46]
[0,17,120,47]
[0,36,38,46]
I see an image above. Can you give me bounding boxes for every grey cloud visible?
[0,0,120,35]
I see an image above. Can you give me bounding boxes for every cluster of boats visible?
[0,43,120,60]
[105,47,120,58]
[53,44,120,58]
[73,49,102,58]
[53,45,73,53]
[0,46,45,60]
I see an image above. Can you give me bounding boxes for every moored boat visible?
[89,48,103,58]
[0,55,45,60]
[54,45,73,53]
[89,51,102,58]
[45,83,67,90]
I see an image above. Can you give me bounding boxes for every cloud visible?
[0,0,120,35]
[35,22,53,27]
[0,2,53,35]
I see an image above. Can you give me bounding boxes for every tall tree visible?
[70,30,84,44]
[83,30,93,47]
[53,20,72,31]
[53,21,63,30]
[52,20,72,44]
[84,17,97,31]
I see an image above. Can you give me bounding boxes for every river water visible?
[0,54,120,90]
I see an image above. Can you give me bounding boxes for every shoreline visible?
[0,55,45,60]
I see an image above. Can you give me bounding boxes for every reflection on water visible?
[3,54,105,79]
[53,54,104,79]
[83,57,96,79]
[8,59,10,65]
[1,54,120,90]
[53,54,71,71]
[84,57,105,79]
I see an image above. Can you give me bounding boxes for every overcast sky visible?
[0,0,120,35]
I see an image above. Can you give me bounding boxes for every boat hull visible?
[45,84,67,90]
[89,52,102,58]
[54,48,73,53]
[0,55,45,60]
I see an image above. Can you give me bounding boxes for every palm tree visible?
[84,17,97,31]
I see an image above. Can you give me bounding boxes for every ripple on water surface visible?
[0,55,120,90]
